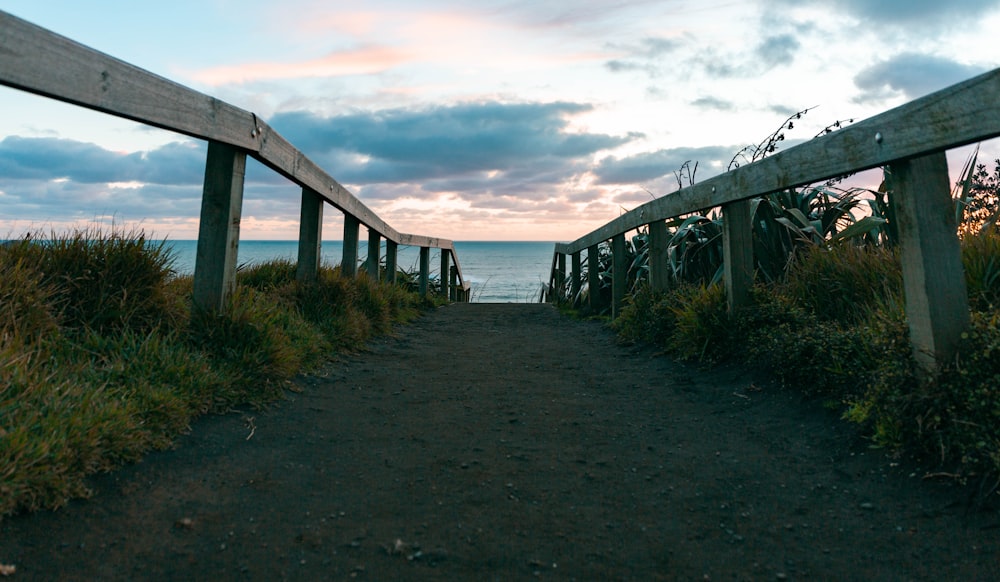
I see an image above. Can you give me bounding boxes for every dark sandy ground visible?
[2,303,998,580]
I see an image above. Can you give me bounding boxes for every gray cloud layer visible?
[0,138,206,185]
[1,101,649,224]
[593,146,736,185]
[853,53,989,102]
[774,0,1000,25]
[268,101,641,203]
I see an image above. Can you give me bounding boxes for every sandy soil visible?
[1,303,998,580]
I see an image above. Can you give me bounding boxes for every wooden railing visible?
[548,67,1000,375]
[0,11,470,308]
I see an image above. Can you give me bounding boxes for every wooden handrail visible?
[550,67,1000,376]
[0,10,469,303]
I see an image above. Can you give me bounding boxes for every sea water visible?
[164,240,556,303]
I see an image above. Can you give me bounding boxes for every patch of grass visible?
[0,229,436,519]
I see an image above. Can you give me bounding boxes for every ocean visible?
[165,240,557,303]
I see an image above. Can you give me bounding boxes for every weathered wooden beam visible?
[647,220,670,292]
[440,249,451,298]
[611,233,627,319]
[722,199,753,311]
[545,250,558,302]
[365,228,381,281]
[571,251,582,306]
[385,240,398,284]
[419,246,430,296]
[587,244,602,313]
[295,187,324,283]
[342,214,360,277]
[890,152,970,376]
[450,266,458,302]
[555,253,567,300]
[193,141,245,312]
[446,243,467,293]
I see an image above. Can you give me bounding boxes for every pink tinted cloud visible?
[190,45,410,85]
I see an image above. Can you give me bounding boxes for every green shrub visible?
[666,283,731,362]
[847,312,1000,485]
[613,285,676,346]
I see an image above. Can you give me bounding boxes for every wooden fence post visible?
[571,251,582,305]
[342,214,359,277]
[611,233,627,319]
[647,219,670,292]
[890,152,970,376]
[296,187,323,283]
[385,239,398,284]
[450,266,458,302]
[193,141,245,312]
[419,246,430,295]
[588,244,601,313]
[440,250,451,298]
[555,253,566,300]
[365,227,380,281]
[722,199,753,311]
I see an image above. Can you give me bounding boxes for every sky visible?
[2,0,1000,241]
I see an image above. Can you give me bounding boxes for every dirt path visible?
[2,303,998,580]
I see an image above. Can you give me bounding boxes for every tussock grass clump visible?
[189,286,324,389]
[781,244,903,324]
[0,249,60,344]
[237,257,297,290]
[962,228,1000,311]
[6,228,181,333]
[1,229,434,519]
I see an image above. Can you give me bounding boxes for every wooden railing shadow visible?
[0,11,470,308]
[547,67,1000,376]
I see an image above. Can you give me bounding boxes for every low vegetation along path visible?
[3,304,998,580]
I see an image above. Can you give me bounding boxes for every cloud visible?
[755,34,799,68]
[0,137,206,185]
[692,96,735,111]
[270,101,638,187]
[698,33,802,79]
[604,36,685,78]
[853,53,989,102]
[772,0,1000,26]
[189,45,410,85]
[592,145,736,185]
[0,137,309,230]
[489,0,664,29]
